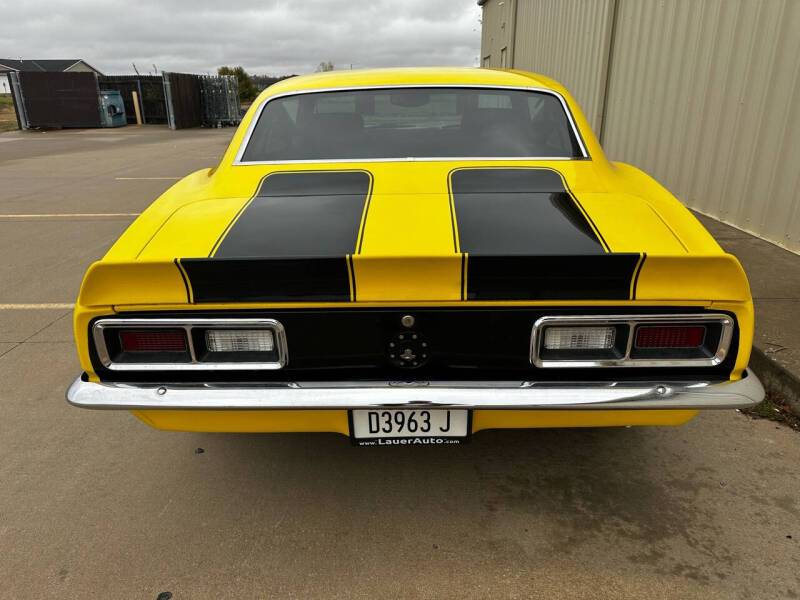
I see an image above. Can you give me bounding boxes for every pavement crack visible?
[15,310,72,348]
[0,342,20,360]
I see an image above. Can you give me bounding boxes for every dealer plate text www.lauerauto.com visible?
[354,437,465,446]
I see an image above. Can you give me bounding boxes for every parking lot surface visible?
[0,127,798,599]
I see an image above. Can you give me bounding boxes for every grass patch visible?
[0,95,19,132]
[741,391,800,431]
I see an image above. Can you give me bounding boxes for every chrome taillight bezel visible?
[92,318,288,371]
[530,314,734,368]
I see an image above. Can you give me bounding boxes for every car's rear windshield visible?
[239,87,585,162]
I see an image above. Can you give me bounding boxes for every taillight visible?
[119,329,187,353]
[93,318,288,370]
[200,328,281,364]
[532,314,733,367]
[205,329,275,353]
[635,325,705,349]
[543,326,616,350]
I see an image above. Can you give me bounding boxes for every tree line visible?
[217,66,296,103]
[218,62,336,103]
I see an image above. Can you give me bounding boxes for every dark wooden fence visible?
[15,72,101,128]
[9,71,238,130]
[164,72,202,129]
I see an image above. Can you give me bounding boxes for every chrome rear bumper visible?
[66,370,764,411]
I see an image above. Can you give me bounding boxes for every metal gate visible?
[164,72,240,129]
[98,75,167,124]
[8,72,28,129]
[12,72,101,129]
[199,75,240,127]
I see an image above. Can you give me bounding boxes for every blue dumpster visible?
[98,90,126,127]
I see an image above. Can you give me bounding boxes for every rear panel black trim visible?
[88,307,739,384]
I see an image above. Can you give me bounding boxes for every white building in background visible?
[0,59,102,76]
[0,59,103,97]
[0,59,103,96]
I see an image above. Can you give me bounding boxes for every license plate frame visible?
[349,409,472,446]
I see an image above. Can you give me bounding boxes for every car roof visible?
[259,67,559,99]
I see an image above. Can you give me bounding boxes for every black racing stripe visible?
[214,171,372,259]
[355,177,374,254]
[466,254,642,300]
[174,259,193,303]
[631,253,647,299]
[347,254,357,302]
[450,168,605,256]
[180,257,351,303]
[449,186,459,253]
[460,253,467,301]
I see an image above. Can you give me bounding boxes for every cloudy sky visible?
[1,0,483,76]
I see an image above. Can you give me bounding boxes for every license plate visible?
[350,409,470,446]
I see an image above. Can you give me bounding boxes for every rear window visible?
[239,87,584,162]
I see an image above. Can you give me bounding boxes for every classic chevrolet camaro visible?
[67,67,764,444]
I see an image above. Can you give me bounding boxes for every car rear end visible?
[66,70,764,443]
[67,252,762,443]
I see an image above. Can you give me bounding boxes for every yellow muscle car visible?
[67,67,764,445]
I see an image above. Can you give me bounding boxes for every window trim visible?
[233,84,590,165]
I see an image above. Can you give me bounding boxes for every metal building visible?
[479,0,800,254]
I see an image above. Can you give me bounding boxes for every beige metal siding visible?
[479,0,514,68]
[480,0,800,254]
[603,0,800,254]
[511,0,615,133]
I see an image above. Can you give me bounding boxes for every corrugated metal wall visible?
[603,0,800,254]
[512,0,615,133]
[479,0,800,254]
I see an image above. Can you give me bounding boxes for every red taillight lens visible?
[635,325,705,348]
[119,329,187,353]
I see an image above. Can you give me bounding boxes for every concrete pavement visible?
[0,126,798,599]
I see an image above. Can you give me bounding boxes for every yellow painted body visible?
[132,409,698,433]
[72,68,755,433]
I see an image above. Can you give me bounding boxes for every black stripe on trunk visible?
[213,171,372,259]
[466,254,642,300]
[180,257,351,303]
[450,168,606,255]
